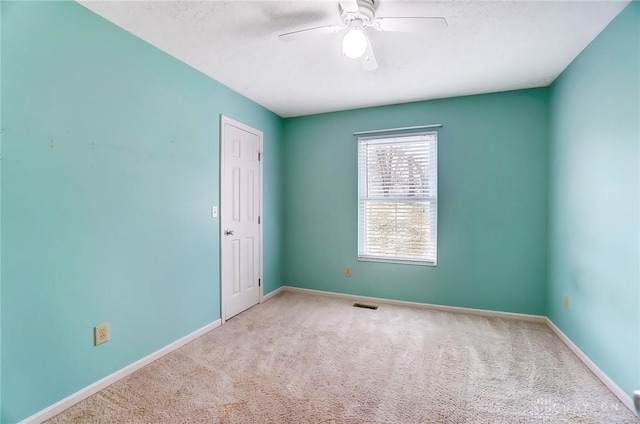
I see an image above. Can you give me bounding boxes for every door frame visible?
[219,115,264,324]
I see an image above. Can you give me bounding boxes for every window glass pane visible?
[358,132,437,265]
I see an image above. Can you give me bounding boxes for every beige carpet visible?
[48,291,639,423]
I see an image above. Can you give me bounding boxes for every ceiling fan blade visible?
[338,0,359,13]
[375,17,448,33]
[360,34,378,71]
[279,25,343,42]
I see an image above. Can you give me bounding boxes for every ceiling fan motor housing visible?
[341,0,376,26]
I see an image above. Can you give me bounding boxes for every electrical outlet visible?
[562,295,569,310]
[94,323,109,346]
[345,266,352,277]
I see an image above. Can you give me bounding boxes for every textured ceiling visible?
[79,0,629,118]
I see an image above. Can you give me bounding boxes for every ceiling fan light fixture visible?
[342,28,368,59]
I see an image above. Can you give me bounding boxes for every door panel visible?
[221,118,262,320]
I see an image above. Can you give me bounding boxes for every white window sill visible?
[357,257,437,267]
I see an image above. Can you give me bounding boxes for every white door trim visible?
[219,115,264,324]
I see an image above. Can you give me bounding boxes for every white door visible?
[220,116,262,321]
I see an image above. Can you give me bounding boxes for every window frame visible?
[357,131,438,266]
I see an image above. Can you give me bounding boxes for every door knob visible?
[224,229,235,236]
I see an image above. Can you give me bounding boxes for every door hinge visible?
[258,152,261,161]
[258,278,261,287]
[258,216,261,224]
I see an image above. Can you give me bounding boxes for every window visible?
[358,132,438,265]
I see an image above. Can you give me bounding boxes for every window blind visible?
[358,132,438,265]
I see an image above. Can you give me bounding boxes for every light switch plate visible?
[211,206,218,218]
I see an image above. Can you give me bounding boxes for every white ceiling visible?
[79,0,629,118]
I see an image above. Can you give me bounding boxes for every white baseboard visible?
[19,320,222,424]
[281,286,547,323]
[262,286,285,302]
[545,318,637,416]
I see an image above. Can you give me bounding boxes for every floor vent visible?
[353,303,378,310]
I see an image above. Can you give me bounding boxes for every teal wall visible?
[0,1,3,420]
[282,89,549,315]
[0,2,283,422]
[548,1,639,398]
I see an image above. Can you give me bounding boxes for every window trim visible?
[357,131,438,266]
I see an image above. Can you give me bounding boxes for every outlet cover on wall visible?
[562,295,569,310]
[94,323,109,346]
[345,266,352,277]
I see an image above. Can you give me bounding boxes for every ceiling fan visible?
[278,0,447,71]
